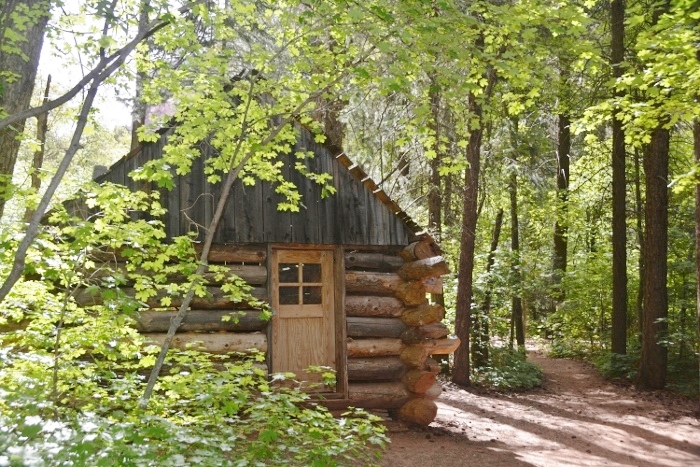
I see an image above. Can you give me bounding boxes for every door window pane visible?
[302,263,322,283]
[279,286,299,304]
[279,264,298,283]
[303,286,322,304]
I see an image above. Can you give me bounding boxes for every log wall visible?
[74,244,271,375]
[343,240,460,425]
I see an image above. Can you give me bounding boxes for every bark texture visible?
[453,92,482,386]
[611,0,628,355]
[694,119,700,410]
[0,0,49,218]
[638,127,669,390]
[553,113,570,292]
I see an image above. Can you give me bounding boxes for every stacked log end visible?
[345,240,459,426]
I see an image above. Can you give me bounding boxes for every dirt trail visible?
[380,350,700,466]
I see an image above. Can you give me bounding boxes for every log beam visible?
[400,240,440,261]
[90,244,267,264]
[145,332,267,354]
[402,369,437,394]
[398,398,438,425]
[195,244,266,263]
[89,264,267,286]
[400,345,430,369]
[348,382,410,409]
[394,281,426,306]
[136,310,268,333]
[346,338,403,357]
[401,323,450,344]
[397,256,449,281]
[347,356,406,381]
[74,286,267,309]
[347,317,407,338]
[422,276,443,294]
[345,271,403,296]
[344,252,404,271]
[345,295,406,318]
[418,337,461,355]
[401,304,445,327]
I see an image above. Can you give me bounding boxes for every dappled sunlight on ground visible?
[381,352,700,467]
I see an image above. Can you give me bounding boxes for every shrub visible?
[471,347,543,391]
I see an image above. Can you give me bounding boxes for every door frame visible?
[267,244,347,398]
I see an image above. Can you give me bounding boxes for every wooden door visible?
[271,248,336,389]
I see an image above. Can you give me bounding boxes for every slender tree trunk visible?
[428,76,443,243]
[427,76,447,328]
[509,160,524,349]
[611,0,628,355]
[693,116,700,410]
[552,113,570,298]
[0,0,50,219]
[638,127,669,390]
[131,1,150,151]
[507,118,525,349]
[472,208,503,368]
[23,75,51,223]
[453,91,483,387]
[634,147,645,341]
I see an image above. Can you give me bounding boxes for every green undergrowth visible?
[0,348,388,466]
[471,347,544,391]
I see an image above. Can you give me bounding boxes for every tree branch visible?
[0,1,203,132]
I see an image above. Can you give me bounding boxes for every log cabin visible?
[79,123,460,426]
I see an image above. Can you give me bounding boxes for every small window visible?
[303,286,322,304]
[302,263,322,283]
[279,263,299,283]
[279,286,299,305]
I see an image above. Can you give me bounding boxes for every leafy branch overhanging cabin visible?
[80,118,459,426]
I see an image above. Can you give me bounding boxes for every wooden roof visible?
[95,124,429,247]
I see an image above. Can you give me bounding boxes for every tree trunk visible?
[428,74,443,243]
[634,147,645,340]
[130,0,150,151]
[0,0,49,219]
[638,127,669,390]
[552,113,570,298]
[23,75,51,223]
[510,199,525,348]
[472,208,503,368]
[694,116,700,409]
[611,0,628,355]
[508,119,525,349]
[452,90,483,386]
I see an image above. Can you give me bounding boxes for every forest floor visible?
[379,347,700,467]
